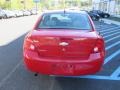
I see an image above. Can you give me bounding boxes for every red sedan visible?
[23,10,105,76]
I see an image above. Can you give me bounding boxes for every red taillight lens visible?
[93,39,104,53]
[24,37,35,51]
[93,47,99,53]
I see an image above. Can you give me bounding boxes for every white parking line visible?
[102,29,120,35]
[105,35,120,43]
[99,27,120,33]
[64,75,120,80]
[104,32,120,38]
[106,41,120,50]
[104,49,120,64]
[49,78,55,90]
[0,61,22,88]
[111,66,120,78]
[96,24,114,29]
[96,26,116,31]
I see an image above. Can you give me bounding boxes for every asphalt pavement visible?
[0,16,120,90]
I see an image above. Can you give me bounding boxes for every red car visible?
[23,10,105,76]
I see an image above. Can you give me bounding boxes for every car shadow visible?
[0,33,27,82]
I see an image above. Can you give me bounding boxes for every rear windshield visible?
[38,12,91,30]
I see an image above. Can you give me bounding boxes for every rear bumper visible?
[23,50,104,76]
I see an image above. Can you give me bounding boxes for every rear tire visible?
[92,16,96,21]
[104,15,109,18]
[4,15,7,19]
[96,17,100,21]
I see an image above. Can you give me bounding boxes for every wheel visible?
[96,17,100,21]
[4,15,7,19]
[15,14,17,18]
[104,15,109,18]
[92,16,96,21]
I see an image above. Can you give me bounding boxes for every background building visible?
[92,0,120,17]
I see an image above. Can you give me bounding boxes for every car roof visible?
[42,10,87,15]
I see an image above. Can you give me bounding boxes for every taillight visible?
[93,39,104,53]
[93,47,99,53]
[24,37,35,51]
[29,44,35,50]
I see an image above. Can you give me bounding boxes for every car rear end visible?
[23,11,105,76]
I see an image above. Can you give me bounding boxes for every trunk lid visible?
[31,29,98,60]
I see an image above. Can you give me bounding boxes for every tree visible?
[0,0,35,10]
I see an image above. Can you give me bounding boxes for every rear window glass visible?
[38,12,91,30]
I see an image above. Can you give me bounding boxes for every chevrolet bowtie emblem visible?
[59,42,69,46]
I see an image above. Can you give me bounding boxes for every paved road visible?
[0,16,120,90]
